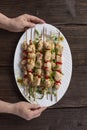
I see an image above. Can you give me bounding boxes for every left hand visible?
[11,102,47,120]
[8,14,45,32]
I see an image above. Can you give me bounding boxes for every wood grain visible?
[0,108,87,130]
[0,0,87,24]
[0,0,87,129]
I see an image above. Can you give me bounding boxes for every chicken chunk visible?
[27,60,35,70]
[44,79,52,87]
[38,40,43,51]
[44,41,51,50]
[44,51,51,61]
[56,55,62,62]
[22,41,28,50]
[33,76,41,86]
[54,71,62,81]
[44,62,51,71]
[56,43,63,55]
[27,44,35,53]
[34,69,42,76]
[28,73,33,84]
[36,60,42,69]
[28,53,35,59]
[36,52,43,60]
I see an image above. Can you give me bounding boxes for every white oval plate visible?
[14,23,72,107]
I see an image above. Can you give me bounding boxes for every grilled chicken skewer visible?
[20,27,63,102]
[43,27,53,101]
[54,32,63,101]
[21,39,28,96]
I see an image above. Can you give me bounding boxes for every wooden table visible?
[0,0,87,130]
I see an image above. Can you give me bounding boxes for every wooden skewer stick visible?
[24,30,29,97]
[55,89,58,102]
[34,27,36,39]
[43,27,48,99]
[30,28,32,41]
[50,31,53,101]
[26,30,28,44]
[34,27,36,100]
[44,27,49,100]
[43,26,45,43]
[54,32,61,102]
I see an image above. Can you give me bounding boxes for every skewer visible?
[54,32,61,102]
[43,26,45,43]
[55,89,58,102]
[24,30,28,96]
[43,27,49,99]
[34,27,36,39]
[33,28,36,100]
[47,90,48,100]
[49,31,53,101]
[26,29,28,44]
[30,28,32,41]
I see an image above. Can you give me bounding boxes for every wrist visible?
[0,100,15,114]
[6,103,15,114]
[3,18,12,31]
[0,13,11,30]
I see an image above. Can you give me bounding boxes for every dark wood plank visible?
[0,30,22,66]
[0,67,87,108]
[0,0,87,24]
[0,108,87,130]
[0,0,87,129]
[0,66,24,103]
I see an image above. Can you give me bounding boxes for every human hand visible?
[12,102,46,120]
[8,14,45,32]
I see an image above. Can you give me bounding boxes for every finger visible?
[31,113,41,120]
[31,107,47,117]
[28,15,45,23]
[25,22,36,28]
[29,104,40,109]
[24,27,29,31]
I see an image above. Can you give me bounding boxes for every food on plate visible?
[18,29,64,101]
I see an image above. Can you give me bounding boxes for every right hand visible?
[12,102,46,120]
[8,14,45,32]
